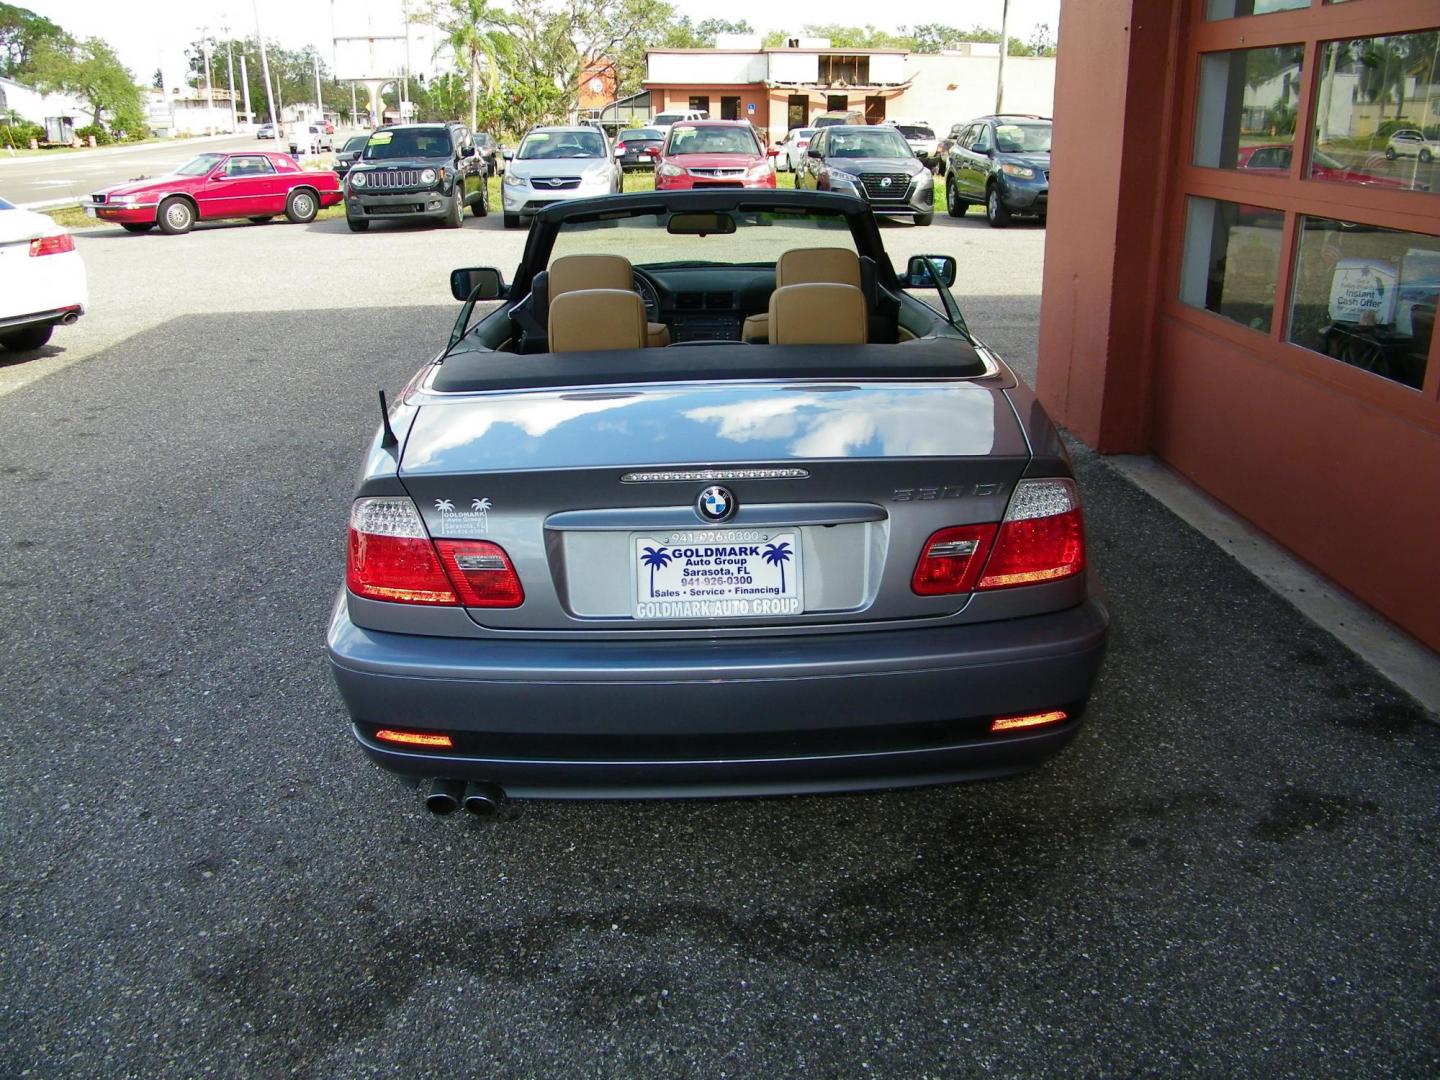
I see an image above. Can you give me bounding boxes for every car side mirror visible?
[450,266,506,302]
[460,145,476,157]
[903,254,957,289]
[807,147,822,158]
[502,148,515,160]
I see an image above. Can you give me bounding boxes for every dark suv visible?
[343,123,488,231]
[795,123,934,225]
[944,114,1051,227]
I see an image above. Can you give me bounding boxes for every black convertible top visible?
[428,338,990,394]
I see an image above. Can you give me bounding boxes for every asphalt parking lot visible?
[1,212,1435,1076]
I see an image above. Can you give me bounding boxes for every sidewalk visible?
[0,131,243,169]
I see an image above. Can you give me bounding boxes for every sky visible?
[26,0,1062,91]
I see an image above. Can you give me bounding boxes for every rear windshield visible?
[667,125,759,155]
[622,128,662,140]
[364,128,453,159]
[517,130,607,159]
[993,122,1052,153]
[654,114,684,126]
[824,128,913,158]
[342,136,368,152]
[791,128,817,140]
[896,125,935,139]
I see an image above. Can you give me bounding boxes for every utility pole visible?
[223,27,237,132]
[201,33,215,133]
[239,52,252,125]
[313,52,323,123]
[351,82,357,125]
[253,0,278,125]
[995,0,1010,114]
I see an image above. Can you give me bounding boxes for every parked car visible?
[774,127,817,172]
[256,123,276,140]
[654,120,775,191]
[0,196,86,352]
[795,123,934,225]
[333,134,370,179]
[651,109,708,138]
[813,110,865,129]
[1385,129,1438,163]
[890,121,940,170]
[287,123,334,155]
[323,120,336,135]
[84,151,342,235]
[344,123,488,232]
[501,125,621,229]
[934,122,967,175]
[1236,143,1414,189]
[615,126,665,171]
[325,188,1108,813]
[473,132,502,176]
[945,114,1051,227]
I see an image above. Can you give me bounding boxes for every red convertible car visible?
[85,151,343,235]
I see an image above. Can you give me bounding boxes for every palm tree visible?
[419,0,514,132]
[762,541,793,593]
[471,497,491,529]
[640,545,671,596]
[435,498,455,513]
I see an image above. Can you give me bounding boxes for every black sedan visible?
[333,134,369,179]
[615,127,664,171]
[795,125,935,225]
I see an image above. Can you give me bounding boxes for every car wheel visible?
[915,211,934,227]
[986,186,1011,228]
[247,216,274,224]
[945,176,966,217]
[285,189,318,224]
[444,187,464,229]
[503,212,521,230]
[1421,149,1434,164]
[120,222,154,233]
[1385,147,1397,160]
[0,323,54,352]
[347,217,370,232]
[157,196,195,235]
[471,182,488,218]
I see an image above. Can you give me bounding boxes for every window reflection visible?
[1311,29,1439,194]
[1180,197,1284,332]
[1288,218,1437,390]
[1194,45,1306,169]
[1206,0,1308,19]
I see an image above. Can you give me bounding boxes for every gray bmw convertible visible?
[326,189,1108,814]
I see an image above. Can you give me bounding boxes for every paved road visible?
[0,132,355,208]
[0,212,1434,1076]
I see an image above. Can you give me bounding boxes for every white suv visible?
[287,124,335,156]
[1385,129,1437,163]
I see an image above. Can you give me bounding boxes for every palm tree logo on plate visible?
[763,541,793,593]
[640,545,671,596]
[435,498,455,513]
[471,497,491,529]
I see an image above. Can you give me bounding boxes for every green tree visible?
[29,37,144,135]
[0,2,69,79]
[417,0,514,131]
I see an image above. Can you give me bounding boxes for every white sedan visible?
[0,196,86,352]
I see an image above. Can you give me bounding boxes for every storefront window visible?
[1194,46,1305,169]
[1179,197,1285,332]
[1206,0,1309,19]
[1288,218,1437,390]
[1310,29,1440,195]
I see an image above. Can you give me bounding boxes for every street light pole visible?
[995,0,1010,114]
[313,52,324,123]
[223,27,237,132]
[201,35,215,133]
[253,0,278,126]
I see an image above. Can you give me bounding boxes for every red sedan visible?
[1235,144,1410,189]
[85,151,344,235]
[654,120,776,190]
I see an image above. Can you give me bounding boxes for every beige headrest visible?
[768,283,868,346]
[776,247,862,289]
[549,289,648,353]
[548,254,633,297]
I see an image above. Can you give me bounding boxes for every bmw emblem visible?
[697,485,736,523]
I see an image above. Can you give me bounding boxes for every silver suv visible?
[500,126,622,229]
[1385,129,1438,163]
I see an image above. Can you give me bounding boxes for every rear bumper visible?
[326,592,1109,798]
[0,304,83,332]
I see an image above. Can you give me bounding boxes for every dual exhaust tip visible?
[425,778,504,816]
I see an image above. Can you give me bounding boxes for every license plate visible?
[633,529,802,619]
[85,207,96,217]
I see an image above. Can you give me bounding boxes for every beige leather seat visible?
[548,289,648,353]
[743,247,864,343]
[768,283,868,346]
[548,254,670,348]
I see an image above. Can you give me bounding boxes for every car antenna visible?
[378,390,398,449]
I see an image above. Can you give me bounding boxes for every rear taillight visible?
[910,479,1086,596]
[346,497,524,607]
[911,523,998,595]
[977,479,1086,589]
[30,233,74,256]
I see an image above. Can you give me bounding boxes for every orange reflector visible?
[990,710,1068,733]
[374,728,454,749]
